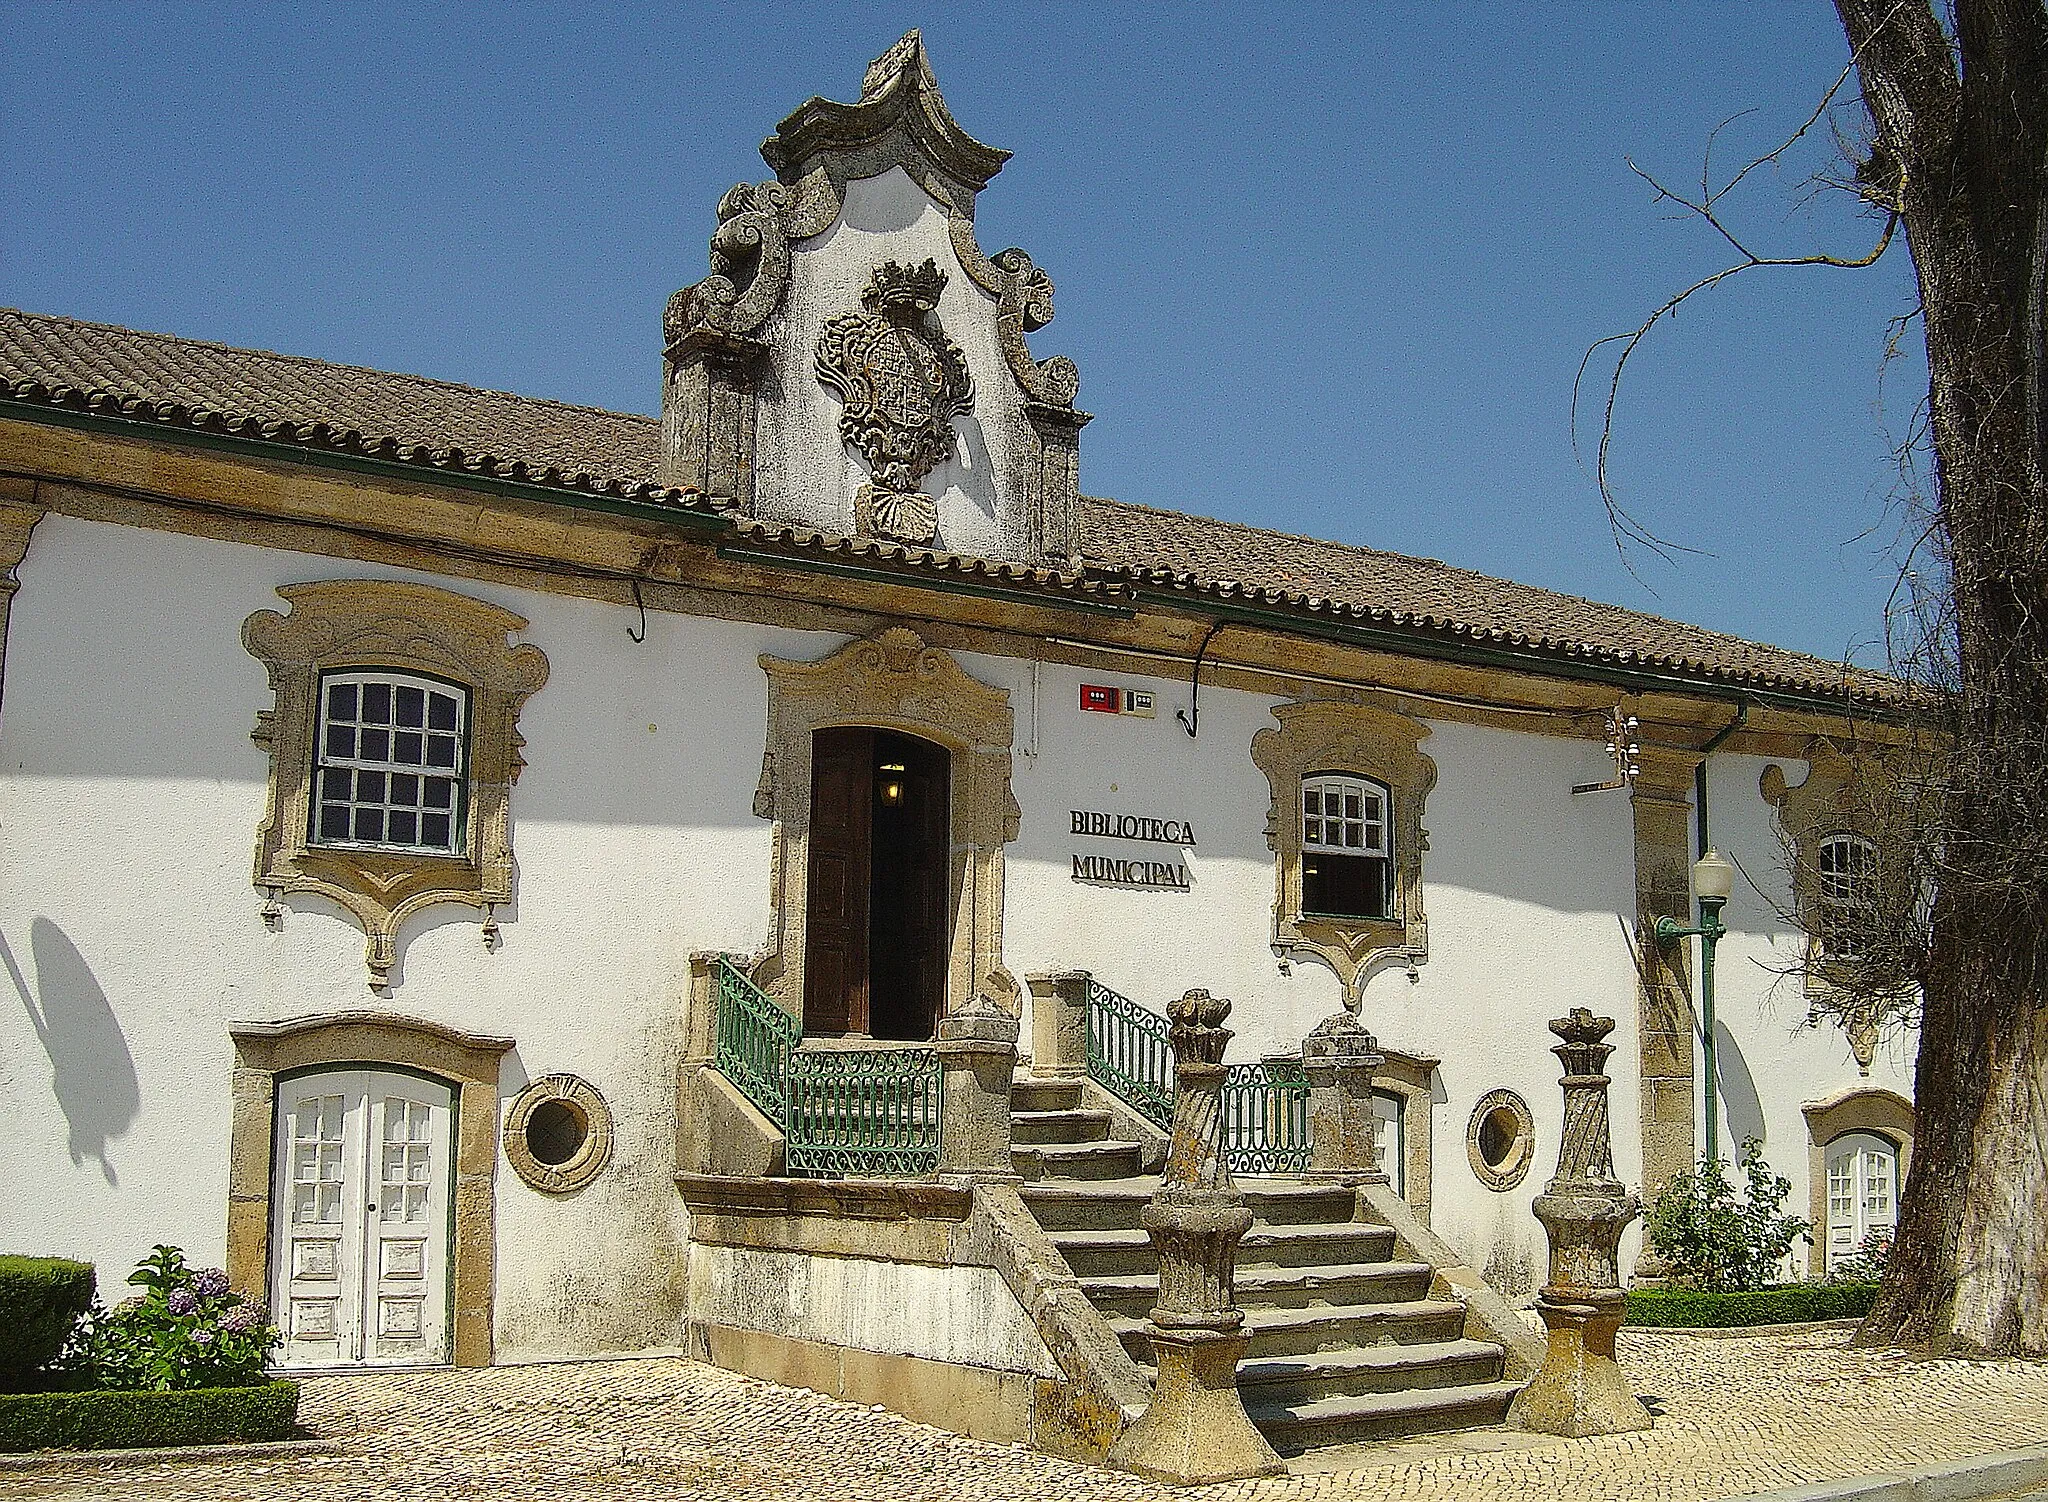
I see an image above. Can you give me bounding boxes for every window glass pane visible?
[314,672,469,852]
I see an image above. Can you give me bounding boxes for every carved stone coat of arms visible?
[815,258,974,546]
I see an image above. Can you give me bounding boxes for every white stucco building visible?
[0,33,1915,1457]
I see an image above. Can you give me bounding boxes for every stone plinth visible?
[1108,990,1284,1484]
[1025,970,1090,1077]
[1508,1007,1653,1439]
[937,998,1021,1179]
[1302,1011,1388,1184]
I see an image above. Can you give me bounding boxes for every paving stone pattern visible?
[3,1329,2045,1502]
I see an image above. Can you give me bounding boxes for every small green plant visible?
[58,1246,279,1393]
[1646,1138,1809,1291]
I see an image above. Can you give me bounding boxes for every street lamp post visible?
[1655,850,1735,1165]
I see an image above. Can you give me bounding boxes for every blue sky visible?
[0,4,1927,667]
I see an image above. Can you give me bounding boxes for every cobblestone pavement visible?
[3,1329,2045,1502]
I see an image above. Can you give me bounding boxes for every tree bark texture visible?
[1833,0,2048,1356]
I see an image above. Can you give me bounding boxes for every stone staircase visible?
[1012,1075,1522,1455]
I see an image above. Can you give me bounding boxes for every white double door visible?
[271,1069,454,1368]
[1825,1130,1899,1272]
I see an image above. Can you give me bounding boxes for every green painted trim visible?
[0,399,725,532]
[715,543,1137,618]
[1132,589,1909,722]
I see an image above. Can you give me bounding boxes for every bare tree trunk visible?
[1833,0,2048,1356]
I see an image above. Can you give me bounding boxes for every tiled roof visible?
[0,306,1903,707]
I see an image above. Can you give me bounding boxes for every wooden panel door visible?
[272,1069,453,1369]
[805,726,872,1034]
[869,732,951,1041]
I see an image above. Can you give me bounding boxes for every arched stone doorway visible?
[752,627,1021,1032]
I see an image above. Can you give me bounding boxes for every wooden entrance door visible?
[803,727,952,1040]
[271,1069,453,1368]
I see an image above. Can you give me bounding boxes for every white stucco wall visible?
[0,510,1907,1346]
[753,167,1035,561]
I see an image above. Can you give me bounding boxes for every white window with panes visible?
[1816,831,1879,960]
[314,672,467,854]
[1300,773,1392,920]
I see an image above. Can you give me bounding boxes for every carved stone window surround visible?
[243,580,549,989]
[1467,1088,1537,1192]
[1251,698,1436,1009]
[1761,744,1923,1068]
[750,625,1021,1026]
[502,1074,615,1194]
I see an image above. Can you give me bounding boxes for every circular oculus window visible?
[503,1074,613,1193]
[1467,1088,1536,1192]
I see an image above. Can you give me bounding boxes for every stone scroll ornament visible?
[1506,1008,1654,1438]
[1107,990,1285,1484]
[815,258,974,546]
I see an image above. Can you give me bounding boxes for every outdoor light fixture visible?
[1655,849,1735,1163]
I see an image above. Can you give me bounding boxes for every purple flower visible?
[192,1268,231,1299]
[165,1288,198,1316]
[221,1303,265,1334]
[189,1326,214,1347]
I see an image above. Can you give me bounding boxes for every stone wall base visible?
[690,1323,1033,1445]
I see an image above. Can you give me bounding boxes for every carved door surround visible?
[1250,698,1436,1010]
[226,1011,513,1368]
[752,626,1021,1027]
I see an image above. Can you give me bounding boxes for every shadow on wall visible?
[2,918,139,1184]
[1714,1020,1767,1157]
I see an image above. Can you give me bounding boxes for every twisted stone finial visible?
[1108,989,1283,1483]
[1508,1010,1652,1439]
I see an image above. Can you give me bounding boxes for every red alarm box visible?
[1080,684,1119,713]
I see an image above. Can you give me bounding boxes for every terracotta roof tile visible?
[0,306,1906,707]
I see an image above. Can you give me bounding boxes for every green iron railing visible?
[1084,978,1175,1129]
[1221,1058,1312,1174]
[709,955,942,1177]
[784,1046,943,1177]
[712,954,798,1124]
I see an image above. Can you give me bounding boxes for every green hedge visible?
[0,1380,298,1452]
[0,1258,96,1391]
[1626,1282,1881,1328]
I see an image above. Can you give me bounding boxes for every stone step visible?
[1109,1297,1469,1363]
[1246,1380,1524,1454]
[1046,1220,1401,1277]
[1016,1178,1157,1230]
[1077,1261,1435,1319]
[1014,1140,1144,1181]
[1235,1338,1506,1405]
[1009,1077,1085,1113]
[1238,1221,1400,1269]
[1010,1108,1112,1145]
[1236,1182,1367,1226]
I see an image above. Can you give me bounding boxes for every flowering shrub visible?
[1646,1138,1809,1292]
[1825,1226,1895,1284]
[59,1247,279,1392]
